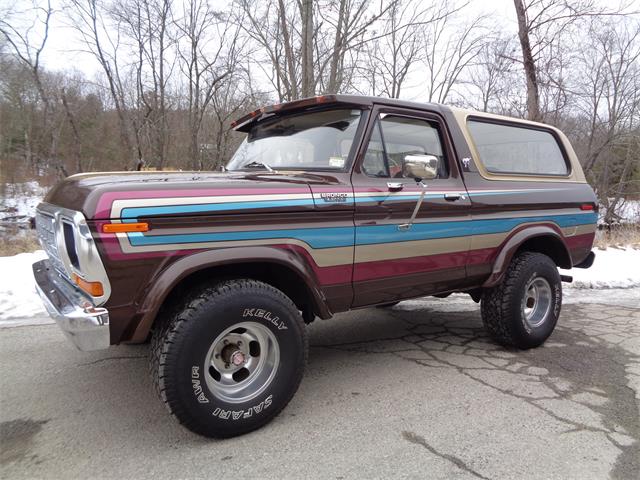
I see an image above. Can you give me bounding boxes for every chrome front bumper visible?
[33,259,110,351]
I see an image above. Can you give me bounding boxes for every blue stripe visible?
[121,195,427,217]
[356,213,597,245]
[127,212,597,249]
[127,226,353,249]
[121,198,318,218]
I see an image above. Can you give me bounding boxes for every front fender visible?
[129,245,330,342]
[482,224,572,288]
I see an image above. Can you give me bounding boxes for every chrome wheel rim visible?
[522,277,552,328]
[204,322,279,404]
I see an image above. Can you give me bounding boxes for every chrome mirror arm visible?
[398,180,427,231]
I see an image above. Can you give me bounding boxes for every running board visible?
[560,275,573,283]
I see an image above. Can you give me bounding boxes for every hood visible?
[45,171,341,220]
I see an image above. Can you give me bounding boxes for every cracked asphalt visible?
[1,291,638,479]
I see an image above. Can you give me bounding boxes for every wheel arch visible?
[482,224,572,288]
[130,247,331,342]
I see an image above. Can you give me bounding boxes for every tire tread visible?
[149,279,307,437]
[481,252,558,348]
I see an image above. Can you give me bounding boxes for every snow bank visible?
[0,250,48,321]
[599,199,640,224]
[0,246,637,325]
[560,246,640,289]
[1,181,47,222]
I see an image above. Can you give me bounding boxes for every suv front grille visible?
[35,209,68,277]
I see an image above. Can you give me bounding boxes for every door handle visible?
[444,193,464,201]
[387,182,404,192]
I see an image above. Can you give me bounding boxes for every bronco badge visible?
[320,192,348,203]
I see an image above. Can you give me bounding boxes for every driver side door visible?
[351,107,472,306]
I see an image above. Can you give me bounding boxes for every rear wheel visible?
[150,279,307,438]
[481,252,562,349]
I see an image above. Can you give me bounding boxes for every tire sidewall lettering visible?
[211,395,274,421]
[180,294,299,425]
[242,307,288,330]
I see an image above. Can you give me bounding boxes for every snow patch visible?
[0,245,637,326]
[599,199,640,225]
[0,250,48,321]
[560,246,640,289]
[1,181,47,222]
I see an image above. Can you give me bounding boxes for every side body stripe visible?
[96,189,598,289]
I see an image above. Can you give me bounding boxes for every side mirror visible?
[402,154,439,181]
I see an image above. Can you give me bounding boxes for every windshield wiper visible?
[243,161,274,172]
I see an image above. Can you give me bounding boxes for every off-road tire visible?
[481,252,562,349]
[149,279,307,438]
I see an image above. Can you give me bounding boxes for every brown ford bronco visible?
[32,95,597,438]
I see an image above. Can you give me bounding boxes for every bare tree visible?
[464,37,521,113]
[572,18,640,222]
[67,0,140,169]
[317,0,399,94]
[300,0,313,97]
[237,0,400,100]
[0,0,69,176]
[111,0,174,169]
[421,4,487,104]
[61,86,83,172]
[512,0,632,121]
[359,1,428,98]
[174,0,240,169]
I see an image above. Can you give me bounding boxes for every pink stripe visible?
[566,232,595,248]
[311,186,354,193]
[467,247,497,266]
[354,251,468,282]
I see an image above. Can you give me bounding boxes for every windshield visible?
[227,108,363,171]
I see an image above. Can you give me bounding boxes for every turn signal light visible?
[102,222,149,233]
[72,274,104,297]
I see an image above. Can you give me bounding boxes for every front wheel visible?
[150,279,307,438]
[481,252,562,349]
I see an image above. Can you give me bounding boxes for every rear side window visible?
[467,120,568,176]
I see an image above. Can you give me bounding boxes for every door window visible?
[362,115,448,179]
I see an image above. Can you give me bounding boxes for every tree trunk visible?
[61,88,83,173]
[513,0,541,121]
[277,0,298,100]
[300,0,314,97]
[327,0,347,94]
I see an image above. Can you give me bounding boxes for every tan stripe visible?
[469,221,597,250]
[573,223,597,236]
[117,234,353,267]
[116,219,597,265]
[470,232,507,250]
[470,208,586,220]
[355,236,470,263]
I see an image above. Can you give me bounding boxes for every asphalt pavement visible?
[1,292,638,479]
